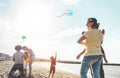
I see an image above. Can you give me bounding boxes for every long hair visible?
[92,22,100,29]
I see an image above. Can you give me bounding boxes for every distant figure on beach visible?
[77,18,103,78]
[24,52,30,76]
[48,52,57,78]
[28,48,35,78]
[22,46,35,78]
[76,30,108,78]
[8,45,24,78]
[23,46,30,77]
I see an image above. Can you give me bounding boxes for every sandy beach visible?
[1,60,120,78]
[0,61,80,78]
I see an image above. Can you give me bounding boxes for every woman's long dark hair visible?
[92,22,100,29]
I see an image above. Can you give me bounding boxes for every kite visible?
[19,36,27,45]
[21,36,27,40]
[21,35,27,43]
[57,10,73,17]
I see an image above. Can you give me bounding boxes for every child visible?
[48,52,57,78]
[22,46,30,77]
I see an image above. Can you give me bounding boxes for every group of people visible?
[8,44,57,78]
[8,17,108,78]
[8,45,35,78]
[48,17,108,78]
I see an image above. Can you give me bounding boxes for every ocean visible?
[38,62,120,78]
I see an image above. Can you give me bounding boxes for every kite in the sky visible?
[21,35,27,42]
[57,10,73,17]
[21,35,27,40]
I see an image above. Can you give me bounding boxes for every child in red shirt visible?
[48,52,57,78]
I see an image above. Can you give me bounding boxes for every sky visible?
[0,0,120,63]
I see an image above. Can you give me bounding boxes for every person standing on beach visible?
[22,46,35,78]
[8,45,24,78]
[28,48,35,78]
[22,46,29,77]
[48,52,57,78]
[76,30,108,78]
[77,18,103,78]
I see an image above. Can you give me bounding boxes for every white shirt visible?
[13,51,24,64]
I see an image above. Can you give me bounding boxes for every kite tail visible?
[57,13,67,17]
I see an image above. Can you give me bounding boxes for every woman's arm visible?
[77,35,86,45]
[76,49,85,59]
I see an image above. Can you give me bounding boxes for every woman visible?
[77,18,103,78]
